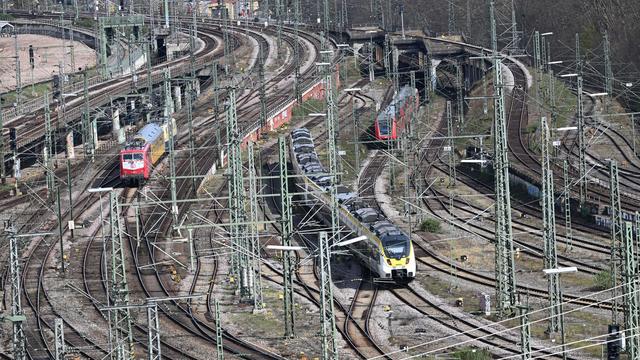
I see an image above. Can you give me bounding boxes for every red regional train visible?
[120,122,168,184]
[374,85,419,140]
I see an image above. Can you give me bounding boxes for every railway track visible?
[2,18,297,358]
[99,20,328,358]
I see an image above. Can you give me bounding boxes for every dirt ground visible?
[0,34,96,92]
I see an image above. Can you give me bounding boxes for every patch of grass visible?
[452,348,492,360]
[420,218,441,233]
[292,98,326,119]
[0,14,14,21]
[74,17,96,29]
[1,82,53,109]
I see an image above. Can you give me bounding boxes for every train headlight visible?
[405,258,410,264]
[386,259,392,266]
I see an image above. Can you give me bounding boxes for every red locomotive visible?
[120,123,167,184]
[374,86,419,140]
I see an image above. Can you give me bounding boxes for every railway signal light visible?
[52,75,61,101]
[607,324,621,360]
[9,128,16,152]
[28,45,34,70]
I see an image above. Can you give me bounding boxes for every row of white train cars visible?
[289,128,416,284]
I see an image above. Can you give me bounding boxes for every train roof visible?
[376,86,417,122]
[125,123,163,150]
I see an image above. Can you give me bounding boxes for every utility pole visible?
[318,231,339,359]
[5,222,26,360]
[108,191,134,359]
[562,160,573,251]
[54,318,65,360]
[623,222,639,359]
[278,136,295,338]
[446,101,456,186]
[609,160,623,325]
[541,117,560,333]
[147,301,161,360]
[490,0,517,316]
[247,142,264,312]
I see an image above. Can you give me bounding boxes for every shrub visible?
[420,218,441,233]
[453,348,492,360]
[593,270,614,290]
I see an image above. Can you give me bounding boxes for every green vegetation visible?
[1,82,53,109]
[593,269,614,290]
[452,348,492,360]
[74,17,97,29]
[420,218,441,233]
[291,98,326,119]
[0,14,15,21]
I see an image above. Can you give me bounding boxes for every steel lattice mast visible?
[610,160,623,325]
[293,0,302,103]
[623,222,639,359]
[6,222,26,360]
[44,95,55,198]
[323,52,340,246]
[278,136,295,338]
[577,76,587,208]
[247,142,264,311]
[319,231,339,359]
[147,301,161,360]
[109,191,133,360]
[562,160,573,251]
[541,117,560,333]
[446,101,456,186]
[603,30,613,108]
[215,299,224,359]
[490,0,517,316]
[54,318,65,360]
[226,89,250,299]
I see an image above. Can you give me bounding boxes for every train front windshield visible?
[378,115,392,135]
[123,154,144,161]
[382,235,410,259]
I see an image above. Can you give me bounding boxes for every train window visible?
[381,235,410,259]
[123,154,143,161]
